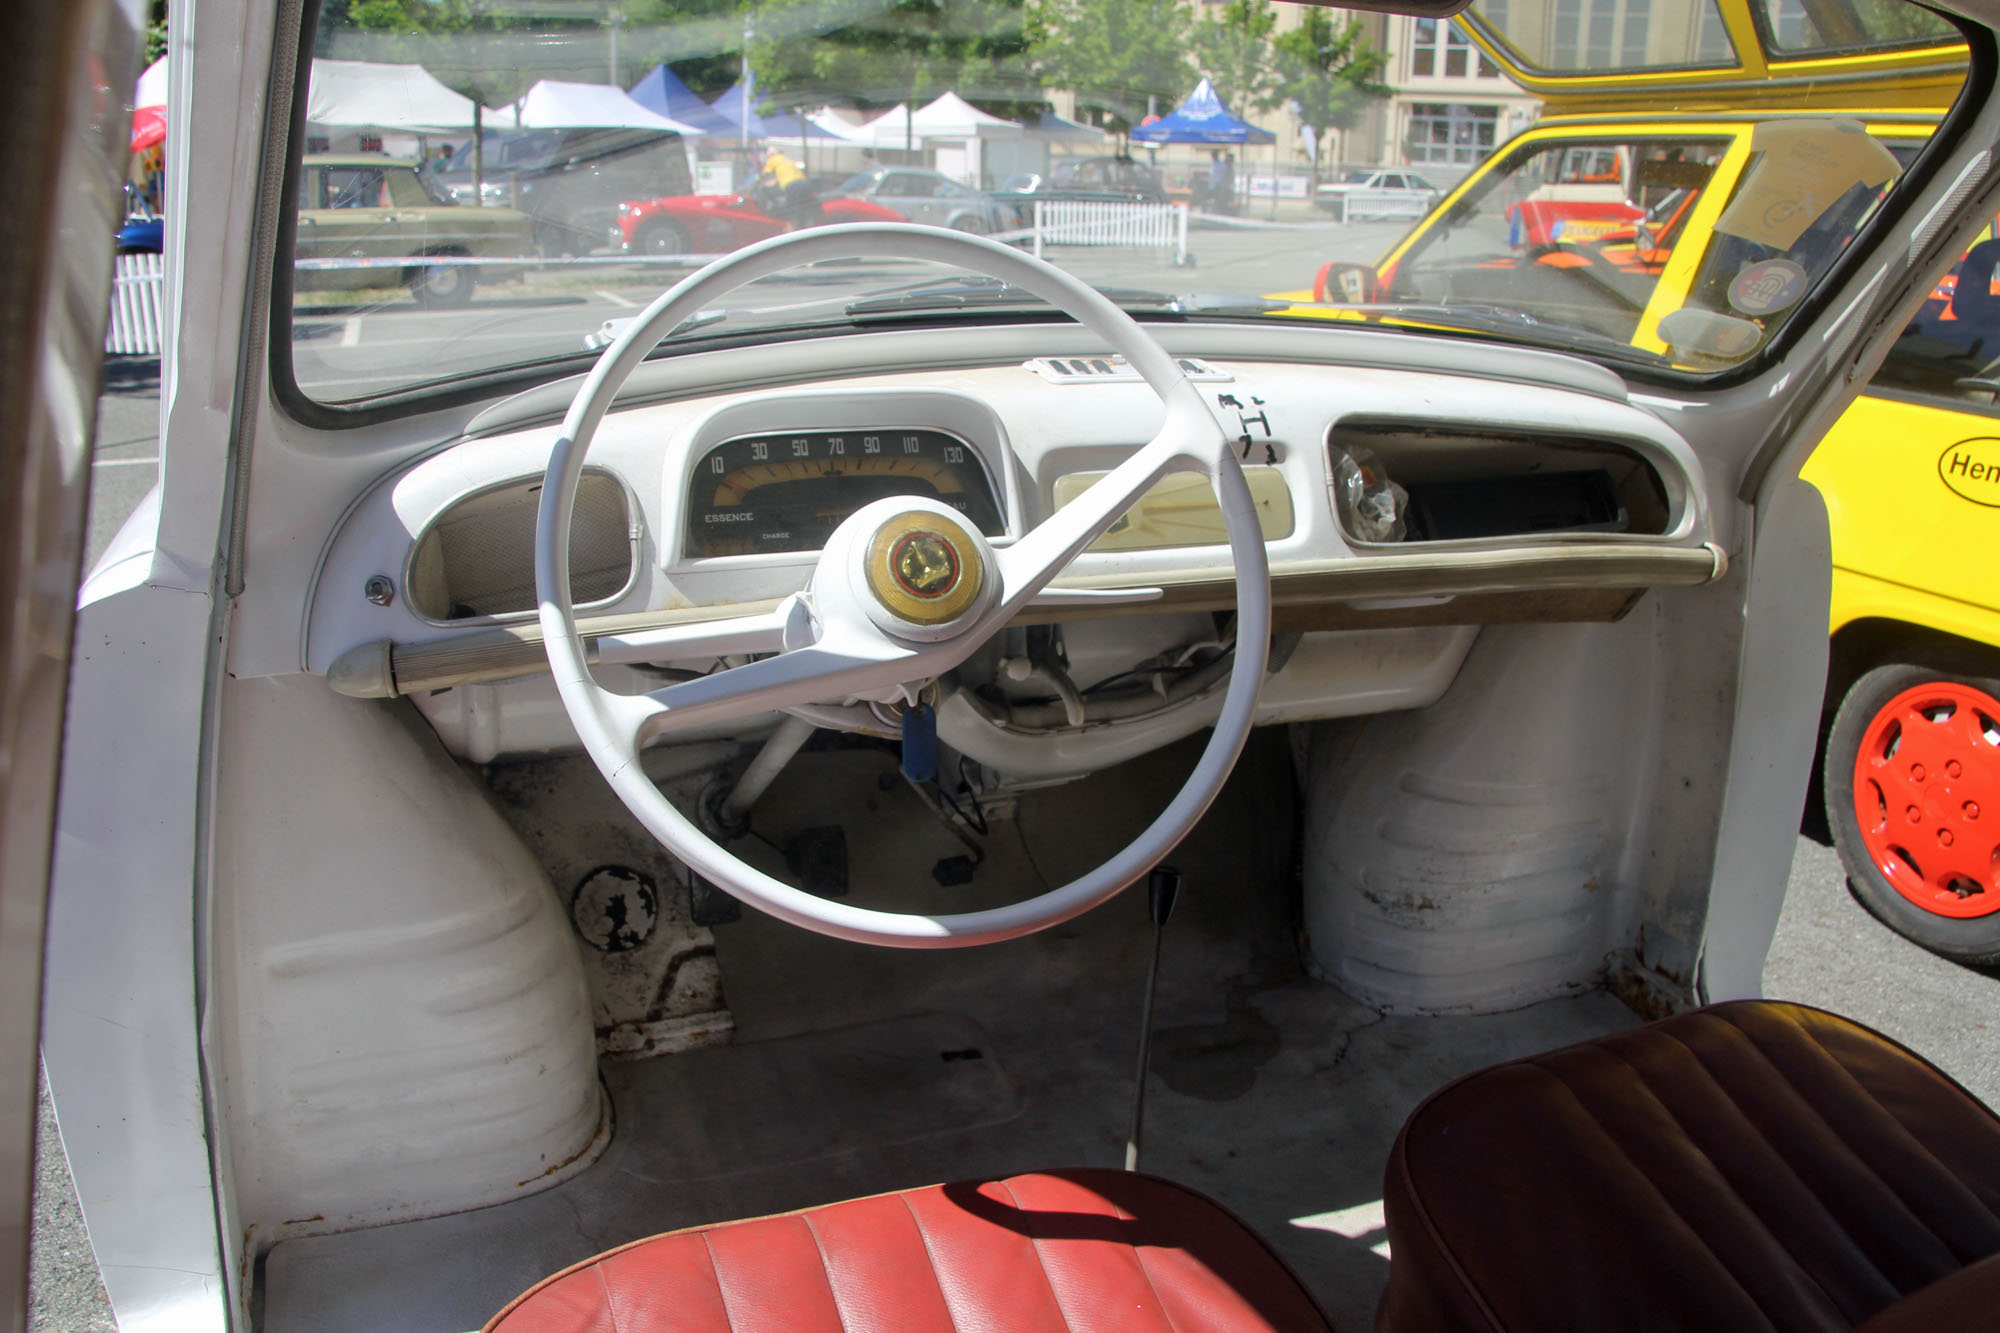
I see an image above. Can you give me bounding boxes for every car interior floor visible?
[259,727,1642,1333]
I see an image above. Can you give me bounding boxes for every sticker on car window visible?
[1659,306,1764,360]
[1715,119,1900,250]
[1729,259,1810,315]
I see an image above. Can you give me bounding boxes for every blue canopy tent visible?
[1129,78,1274,146]
[628,64,739,136]
[1129,78,1275,215]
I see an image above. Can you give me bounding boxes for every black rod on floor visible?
[1125,866,1182,1172]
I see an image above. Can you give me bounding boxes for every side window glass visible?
[1390,135,1732,347]
[1873,220,2000,408]
[324,168,386,209]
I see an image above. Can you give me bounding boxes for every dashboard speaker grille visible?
[408,471,632,621]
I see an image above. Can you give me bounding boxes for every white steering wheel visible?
[537,222,1271,947]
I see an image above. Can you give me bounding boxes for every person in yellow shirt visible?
[753,147,816,229]
[760,147,804,189]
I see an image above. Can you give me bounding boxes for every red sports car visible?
[614,190,905,254]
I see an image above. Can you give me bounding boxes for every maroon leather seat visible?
[1380,1000,2000,1332]
[486,1168,1334,1332]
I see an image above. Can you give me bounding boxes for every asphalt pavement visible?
[30,303,2000,1330]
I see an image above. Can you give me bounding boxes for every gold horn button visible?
[867,513,983,625]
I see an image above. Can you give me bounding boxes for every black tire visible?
[409,255,475,309]
[949,213,989,234]
[633,219,690,257]
[1825,661,2000,963]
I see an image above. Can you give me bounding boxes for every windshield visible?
[282,0,1969,408]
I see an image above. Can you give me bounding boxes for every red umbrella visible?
[130,103,165,153]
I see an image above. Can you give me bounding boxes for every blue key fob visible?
[901,703,938,783]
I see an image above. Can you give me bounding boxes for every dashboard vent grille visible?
[1025,356,1232,384]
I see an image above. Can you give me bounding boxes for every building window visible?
[1765,0,1815,46]
[1551,0,1652,67]
[1694,0,1734,59]
[1405,103,1500,165]
[1410,18,1498,78]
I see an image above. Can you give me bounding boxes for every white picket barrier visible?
[105,252,165,356]
[1323,187,1436,224]
[1031,200,1191,267]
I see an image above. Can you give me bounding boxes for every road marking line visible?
[340,316,363,347]
[595,290,637,308]
[93,455,160,467]
[1290,1200,1391,1259]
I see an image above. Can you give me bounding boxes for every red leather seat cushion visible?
[1379,1000,2000,1332]
[486,1168,1334,1332]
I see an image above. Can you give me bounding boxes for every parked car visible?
[1313,168,1443,222]
[427,127,693,256]
[823,166,1014,233]
[294,154,535,308]
[613,186,904,255]
[993,154,1168,224]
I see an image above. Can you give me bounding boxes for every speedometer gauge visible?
[684,428,1005,557]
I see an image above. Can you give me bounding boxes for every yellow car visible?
[1292,47,2000,959]
[1806,226,2000,962]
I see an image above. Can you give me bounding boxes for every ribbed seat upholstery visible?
[486,1168,1335,1332]
[1379,1000,2000,1332]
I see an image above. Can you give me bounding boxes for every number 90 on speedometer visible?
[683,428,1005,557]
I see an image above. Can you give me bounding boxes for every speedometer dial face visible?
[684,429,1005,557]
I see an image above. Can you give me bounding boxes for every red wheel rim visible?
[1851,681,2000,919]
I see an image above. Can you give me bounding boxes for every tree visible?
[749,0,1037,124]
[1273,9,1390,177]
[1195,0,1279,114]
[1024,0,1193,134]
[621,0,758,102]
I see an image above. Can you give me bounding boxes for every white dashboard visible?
[305,351,1723,772]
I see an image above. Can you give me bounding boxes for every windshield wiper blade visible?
[1170,292,1287,316]
[844,275,1176,316]
[1342,302,1670,366]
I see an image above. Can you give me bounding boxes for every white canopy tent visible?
[853,93,1022,149]
[505,80,706,134]
[305,58,477,131]
[854,103,917,151]
[854,92,1020,186]
[135,57,167,112]
[803,108,869,142]
[910,92,1021,141]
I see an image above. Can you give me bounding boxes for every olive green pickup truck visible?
[294,154,534,308]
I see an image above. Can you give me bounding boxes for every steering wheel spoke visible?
[994,409,1222,615]
[589,596,812,670]
[635,624,920,739]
